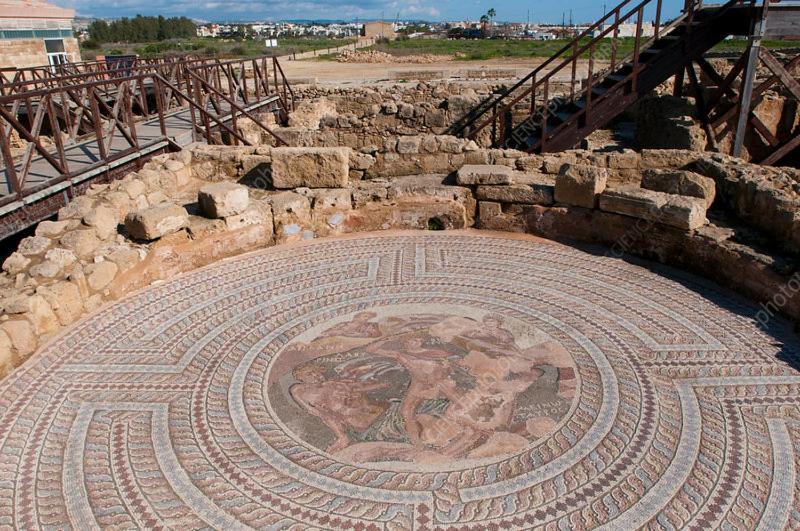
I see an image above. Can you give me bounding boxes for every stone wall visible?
[286,81,572,148]
[0,37,80,69]
[1,143,799,380]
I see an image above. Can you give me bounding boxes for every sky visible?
[62,0,688,24]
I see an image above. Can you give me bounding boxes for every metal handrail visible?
[463,0,703,141]
[0,56,293,202]
[458,0,755,148]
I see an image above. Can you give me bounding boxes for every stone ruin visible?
[1,80,800,378]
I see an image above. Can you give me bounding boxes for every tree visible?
[485,8,496,36]
[88,16,197,44]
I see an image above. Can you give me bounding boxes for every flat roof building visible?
[363,21,396,40]
[0,0,80,70]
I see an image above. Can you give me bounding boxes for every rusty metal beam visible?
[687,63,719,151]
[760,131,800,165]
[733,0,770,157]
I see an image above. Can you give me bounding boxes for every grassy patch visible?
[368,37,799,61]
[81,37,357,61]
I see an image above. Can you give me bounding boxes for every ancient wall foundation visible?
[1,140,800,378]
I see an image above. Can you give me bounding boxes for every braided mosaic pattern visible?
[0,232,799,530]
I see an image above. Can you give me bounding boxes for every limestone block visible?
[352,183,389,208]
[438,137,464,154]
[476,183,554,205]
[225,205,273,232]
[350,153,376,171]
[542,153,577,174]
[199,183,250,218]
[397,136,421,154]
[240,154,272,178]
[641,169,716,207]
[312,189,352,210]
[45,248,77,270]
[420,135,438,153]
[28,261,61,279]
[124,204,189,241]
[554,164,609,208]
[24,294,59,335]
[37,282,83,326]
[35,220,71,237]
[0,331,13,378]
[1,294,29,314]
[86,261,119,291]
[607,151,641,170]
[18,236,51,257]
[269,191,312,240]
[599,186,707,230]
[661,195,708,231]
[271,147,351,189]
[58,196,94,221]
[640,149,700,170]
[2,252,29,275]
[121,178,147,199]
[599,186,663,220]
[477,201,527,232]
[270,191,311,217]
[106,248,142,273]
[516,155,544,172]
[164,159,185,172]
[59,229,101,259]
[104,191,134,221]
[456,165,514,185]
[398,103,415,119]
[83,205,119,240]
[0,319,35,357]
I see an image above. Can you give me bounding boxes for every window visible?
[0,29,72,40]
[45,39,68,69]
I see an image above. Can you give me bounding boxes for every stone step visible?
[599,186,707,231]
[456,165,514,186]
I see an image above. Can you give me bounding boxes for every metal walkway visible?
[0,56,292,239]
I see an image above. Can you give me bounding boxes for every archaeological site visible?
[0,0,800,529]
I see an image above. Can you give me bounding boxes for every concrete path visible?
[0,231,798,529]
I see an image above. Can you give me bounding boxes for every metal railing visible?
[455,0,759,151]
[0,55,292,204]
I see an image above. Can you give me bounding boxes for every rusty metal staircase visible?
[455,0,762,153]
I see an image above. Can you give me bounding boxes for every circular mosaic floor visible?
[1,231,799,529]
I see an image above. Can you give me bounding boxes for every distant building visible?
[197,24,221,38]
[363,21,396,40]
[595,22,657,38]
[0,0,79,69]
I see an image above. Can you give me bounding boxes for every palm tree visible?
[487,8,496,37]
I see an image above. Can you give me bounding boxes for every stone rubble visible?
[336,49,450,64]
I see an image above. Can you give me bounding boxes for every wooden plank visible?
[750,114,780,147]
[759,48,800,101]
[687,63,718,151]
[760,132,800,165]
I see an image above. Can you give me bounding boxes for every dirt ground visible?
[280,57,600,85]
